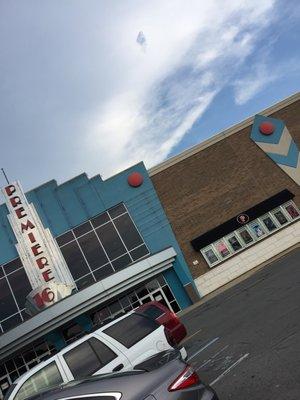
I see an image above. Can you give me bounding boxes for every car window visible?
[63,338,117,379]
[89,337,117,364]
[14,362,63,400]
[139,306,165,320]
[103,313,160,348]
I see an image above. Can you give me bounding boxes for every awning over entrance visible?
[0,247,176,360]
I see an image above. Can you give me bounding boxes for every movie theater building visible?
[150,92,300,297]
[0,163,199,397]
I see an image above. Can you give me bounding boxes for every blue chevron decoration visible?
[250,114,300,185]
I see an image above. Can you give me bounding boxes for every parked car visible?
[6,312,187,400]
[6,350,219,400]
[135,301,187,344]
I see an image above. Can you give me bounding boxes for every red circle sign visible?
[259,121,275,135]
[127,172,144,187]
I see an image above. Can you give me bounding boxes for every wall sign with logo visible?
[2,181,76,314]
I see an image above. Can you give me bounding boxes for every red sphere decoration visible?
[259,121,275,135]
[127,172,144,187]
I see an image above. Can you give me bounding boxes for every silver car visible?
[7,350,218,400]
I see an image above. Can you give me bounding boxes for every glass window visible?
[103,314,159,348]
[7,269,32,309]
[238,228,254,245]
[0,266,4,278]
[261,214,277,232]
[130,245,149,261]
[77,231,109,270]
[146,279,160,292]
[96,223,126,260]
[89,337,117,365]
[162,286,175,302]
[272,209,288,225]
[15,362,63,400]
[113,214,143,250]
[227,235,242,252]
[75,274,95,290]
[73,222,92,237]
[56,231,74,246]
[249,221,266,239]
[108,204,126,218]
[91,212,110,228]
[93,265,114,281]
[214,240,230,258]
[64,341,101,379]
[0,278,18,321]
[1,314,22,332]
[3,258,23,275]
[202,247,219,264]
[284,203,300,219]
[112,254,131,271]
[60,242,90,280]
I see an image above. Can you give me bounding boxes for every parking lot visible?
[180,248,300,399]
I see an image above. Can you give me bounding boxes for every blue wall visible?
[0,163,196,309]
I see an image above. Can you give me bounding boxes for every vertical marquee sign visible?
[2,181,76,314]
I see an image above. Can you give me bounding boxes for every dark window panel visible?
[89,337,117,365]
[93,265,114,281]
[114,214,143,250]
[170,301,180,313]
[23,349,36,363]
[0,364,6,375]
[34,343,49,357]
[146,279,160,292]
[3,258,23,275]
[112,254,131,271]
[0,266,4,278]
[5,360,16,373]
[157,275,166,287]
[1,314,22,332]
[14,356,25,368]
[17,366,27,376]
[64,341,101,379]
[136,287,148,298]
[75,274,95,290]
[109,301,122,315]
[130,245,149,261]
[162,286,175,302]
[119,296,130,308]
[77,232,109,270]
[91,212,110,228]
[108,204,126,219]
[56,231,75,246]
[73,222,92,237]
[60,242,90,280]
[93,307,110,326]
[0,278,18,321]
[7,269,32,309]
[21,310,30,322]
[96,223,126,260]
[103,314,159,348]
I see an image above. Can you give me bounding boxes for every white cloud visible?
[83,0,279,178]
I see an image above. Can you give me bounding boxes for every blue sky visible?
[0,0,299,191]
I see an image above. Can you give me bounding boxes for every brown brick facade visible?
[150,98,300,278]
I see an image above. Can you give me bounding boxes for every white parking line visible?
[196,345,230,370]
[210,353,250,386]
[187,337,219,361]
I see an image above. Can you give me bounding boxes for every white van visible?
[6,311,187,400]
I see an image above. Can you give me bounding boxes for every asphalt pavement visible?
[180,248,300,400]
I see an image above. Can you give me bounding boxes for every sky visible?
[0,0,300,191]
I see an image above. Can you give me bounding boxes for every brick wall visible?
[151,99,300,279]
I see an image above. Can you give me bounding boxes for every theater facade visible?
[150,92,300,297]
[0,163,199,398]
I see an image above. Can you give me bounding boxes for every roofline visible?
[149,91,300,176]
